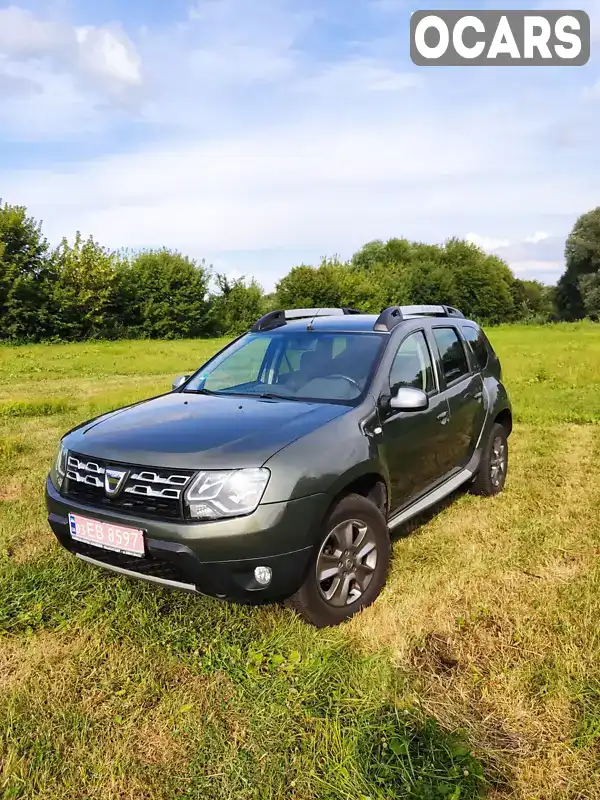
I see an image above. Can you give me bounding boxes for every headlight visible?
[185,468,270,520]
[50,441,68,491]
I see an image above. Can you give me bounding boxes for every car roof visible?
[278,314,477,334]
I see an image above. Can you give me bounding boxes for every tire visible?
[471,422,509,497]
[286,493,390,628]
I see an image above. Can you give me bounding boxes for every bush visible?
[52,233,119,341]
[113,250,212,339]
[0,201,57,342]
[208,274,266,336]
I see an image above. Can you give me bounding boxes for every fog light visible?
[254,566,272,586]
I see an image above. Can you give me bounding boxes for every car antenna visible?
[307,308,321,331]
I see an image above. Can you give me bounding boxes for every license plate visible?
[69,513,145,557]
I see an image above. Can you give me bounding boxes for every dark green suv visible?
[46,305,512,627]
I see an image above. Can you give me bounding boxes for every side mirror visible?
[172,375,190,391]
[389,387,429,411]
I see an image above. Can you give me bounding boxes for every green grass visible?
[486,322,600,424]
[1,323,600,799]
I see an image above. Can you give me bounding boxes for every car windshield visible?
[184,330,386,403]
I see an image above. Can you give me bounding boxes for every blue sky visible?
[1,0,599,290]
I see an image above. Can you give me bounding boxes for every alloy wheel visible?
[315,519,378,607]
[490,436,507,487]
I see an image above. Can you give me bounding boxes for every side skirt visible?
[387,455,480,532]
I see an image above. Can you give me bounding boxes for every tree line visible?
[0,200,597,343]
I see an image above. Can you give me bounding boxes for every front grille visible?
[64,452,195,521]
[71,540,189,584]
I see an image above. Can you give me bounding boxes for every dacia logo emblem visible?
[105,468,127,497]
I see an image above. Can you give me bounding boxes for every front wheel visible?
[286,493,390,627]
[471,422,509,496]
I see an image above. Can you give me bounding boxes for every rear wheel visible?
[471,422,508,496]
[287,493,390,627]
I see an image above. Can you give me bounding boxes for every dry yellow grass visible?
[349,422,600,797]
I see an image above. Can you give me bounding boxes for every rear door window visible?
[461,325,489,370]
[432,327,469,384]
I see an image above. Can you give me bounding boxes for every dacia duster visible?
[46,304,512,627]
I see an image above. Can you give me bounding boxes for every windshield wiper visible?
[184,388,303,401]
[255,392,303,402]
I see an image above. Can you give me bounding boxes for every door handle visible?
[474,391,483,400]
[437,411,449,425]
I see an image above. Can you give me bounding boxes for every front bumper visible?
[46,477,328,602]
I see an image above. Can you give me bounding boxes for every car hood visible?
[65,391,351,469]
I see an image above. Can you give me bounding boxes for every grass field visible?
[1,322,600,800]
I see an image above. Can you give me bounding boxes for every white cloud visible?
[0,71,40,96]
[0,6,143,137]
[466,233,511,250]
[0,6,141,85]
[75,26,142,88]
[0,6,69,57]
[0,63,100,138]
[512,260,561,274]
[465,232,566,284]
[511,260,564,283]
[524,231,549,244]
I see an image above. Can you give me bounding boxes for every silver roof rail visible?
[399,304,464,318]
[284,308,360,320]
[251,307,362,332]
[374,304,464,332]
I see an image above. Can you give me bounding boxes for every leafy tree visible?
[350,240,414,310]
[510,278,555,320]
[353,261,412,311]
[275,264,322,308]
[383,237,416,266]
[351,238,416,272]
[276,258,368,310]
[441,240,515,324]
[350,240,389,271]
[348,236,520,323]
[579,272,600,319]
[209,274,265,335]
[406,261,457,307]
[0,201,56,341]
[114,249,212,339]
[557,207,600,319]
[52,233,118,340]
[262,291,279,313]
